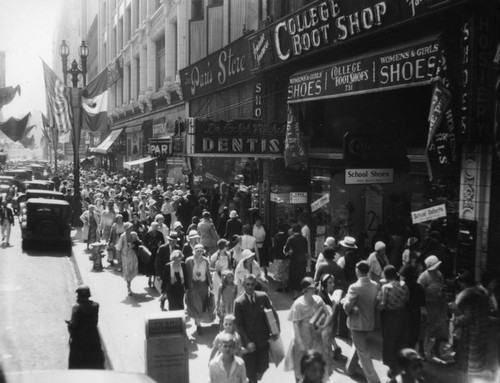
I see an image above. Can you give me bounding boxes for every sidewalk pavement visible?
[71,231,465,383]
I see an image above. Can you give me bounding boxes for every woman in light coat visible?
[80,204,100,249]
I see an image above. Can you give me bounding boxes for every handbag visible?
[137,245,151,264]
[268,336,285,367]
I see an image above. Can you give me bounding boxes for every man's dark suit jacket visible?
[234,291,279,348]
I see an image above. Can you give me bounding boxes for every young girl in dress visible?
[216,270,238,329]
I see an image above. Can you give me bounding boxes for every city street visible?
[0,224,76,372]
[0,224,467,382]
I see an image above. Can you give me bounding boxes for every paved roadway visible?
[1,224,466,383]
[0,224,77,372]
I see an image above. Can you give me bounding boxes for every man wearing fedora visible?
[156,232,181,285]
[342,261,380,383]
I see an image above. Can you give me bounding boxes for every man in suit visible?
[0,199,15,247]
[342,260,380,383]
[234,274,280,383]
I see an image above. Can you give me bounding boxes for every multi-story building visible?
[91,0,500,279]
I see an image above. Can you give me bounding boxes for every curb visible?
[70,231,114,371]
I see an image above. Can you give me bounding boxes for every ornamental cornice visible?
[148,5,165,39]
[162,0,179,23]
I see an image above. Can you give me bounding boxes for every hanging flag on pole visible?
[0,85,21,109]
[0,113,31,142]
[82,59,122,132]
[284,104,307,167]
[42,59,72,143]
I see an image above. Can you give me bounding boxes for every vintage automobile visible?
[21,198,71,248]
[2,168,32,182]
[22,180,55,191]
[5,370,157,383]
[16,189,65,222]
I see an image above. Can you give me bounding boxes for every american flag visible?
[42,60,72,143]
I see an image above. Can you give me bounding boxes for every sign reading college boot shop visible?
[194,119,286,155]
[249,0,449,70]
[179,37,252,100]
[288,38,439,103]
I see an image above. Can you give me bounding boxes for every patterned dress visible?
[285,294,327,380]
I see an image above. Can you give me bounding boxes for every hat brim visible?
[301,285,316,294]
[188,235,200,239]
[242,252,255,261]
[427,260,442,270]
[339,240,357,249]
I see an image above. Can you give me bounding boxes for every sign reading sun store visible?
[194,119,286,155]
[248,0,450,69]
[179,36,252,100]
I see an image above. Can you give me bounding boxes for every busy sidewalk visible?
[70,229,466,383]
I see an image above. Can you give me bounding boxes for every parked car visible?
[23,180,55,191]
[2,168,32,182]
[16,189,66,223]
[5,370,158,383]
[21,198,71,248]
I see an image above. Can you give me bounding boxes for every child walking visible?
[217,270,238,328]
[208,332,247,383]
[209,314,245,362]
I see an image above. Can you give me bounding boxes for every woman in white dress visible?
[115,222,139,296]
[234,249,267,296]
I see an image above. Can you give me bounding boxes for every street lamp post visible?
[59,40,88,227]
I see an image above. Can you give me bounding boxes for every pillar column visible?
[131,0,138,34]
[177,0,187,76]
[139,42,147,94]
[123,63,130,104]
[139,0,147,24]
[165,20,176,83]
[131,56,138,100]
[146,36,156,91]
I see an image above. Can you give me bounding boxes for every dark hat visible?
[167,232,179,241]
[301,277,316,293]
[75,285,91,298]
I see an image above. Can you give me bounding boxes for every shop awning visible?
[288,37,440,104]
[123,156,155,169]
[90,128,124,154]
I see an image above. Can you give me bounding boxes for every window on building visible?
[133,0,139,30]
[125,6,131,42]
[118,18,123,50]
[112,27,117,56]
[136,57,140,96]
[191,0,204,20]
[127,65,131,103]
[156,36,165,91]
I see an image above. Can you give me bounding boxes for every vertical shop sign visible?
[459,20,471,136]
[425,40,458,180]
[253,80,264,119]
[284,105,307,167]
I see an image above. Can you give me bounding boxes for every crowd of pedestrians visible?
[43,164,499,383]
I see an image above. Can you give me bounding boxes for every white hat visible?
[229,210,238,218]
[241,249,255,261]
[173,221,183,229]
[339,236,357,249]
[374,241,386,251]
[194,243,205,252]
[324,237,336,247]
[188,230,200,239]
[424,255,441,270]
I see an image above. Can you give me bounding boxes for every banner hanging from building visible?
[284,105,307,167]
[425,38,458,181]
[193,119,285,155]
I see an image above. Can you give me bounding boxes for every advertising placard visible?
[288,38,439,103]
[194,119,286,155]
[290,192,307,204]
[345,169,393,184]
[248,0,443,70]
[411,203,447,224]
[179,36,252,100]
[311,194,330,212]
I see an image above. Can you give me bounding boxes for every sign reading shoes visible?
[345,168,393,184]
[411,204,447,224]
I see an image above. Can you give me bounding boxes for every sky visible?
[0,0,63,120]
